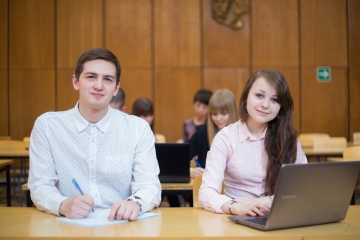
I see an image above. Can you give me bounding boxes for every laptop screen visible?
[155,143,190,183]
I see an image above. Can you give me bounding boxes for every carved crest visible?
[212,0,249,30]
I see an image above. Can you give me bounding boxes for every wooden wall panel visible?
[155,70,201,142]
[0,0,7,69]
[300,0,347,67]
[252,0,299,68]
[56,71,79,111]
[301,68,347,137]
[0,0,8,136]
[203,68,249,104]
[9,0,55,69]
[57,0,103,69]
[154,0,201,67]
[203,0,250,67]
[349,68,360,139]
[348,0,360,140]
[106,0,151,69]
[9,70,55,140]
[120,69,152,114]
[0,71,8,136]
[348,0,360,67]
[9,0,55,140]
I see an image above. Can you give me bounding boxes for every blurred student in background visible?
[131,97,166,143]
[132,97,154,130]
[188,88,238,179]
[183,89,213,142]
[110,88,126,112]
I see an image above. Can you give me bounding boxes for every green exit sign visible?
[317,67,331,82]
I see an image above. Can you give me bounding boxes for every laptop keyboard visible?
[245,217,267,226]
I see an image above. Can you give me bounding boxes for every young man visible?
[28,48,161,221]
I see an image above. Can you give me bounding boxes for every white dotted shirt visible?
[28,102,161,216]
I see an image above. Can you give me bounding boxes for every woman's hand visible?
[222,196,272,216]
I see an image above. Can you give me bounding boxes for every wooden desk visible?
[161,179,193,195]
[23,180,195,207]
[0,149,29,159]
[302,147,343,161]
[0,206,360,239]
[0,148,29,176]
[0,159,14,206]
[327,157,360,162]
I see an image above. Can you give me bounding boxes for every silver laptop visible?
[228,161,360,230]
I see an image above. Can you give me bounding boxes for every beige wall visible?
[0,0,359,142]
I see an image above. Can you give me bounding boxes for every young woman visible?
[183,89,213,142]
[188,88,238,179]
[199,69,307,216]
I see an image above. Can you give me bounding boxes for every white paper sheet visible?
[56,209,159,228]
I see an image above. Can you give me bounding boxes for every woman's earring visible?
[277,114,280,119]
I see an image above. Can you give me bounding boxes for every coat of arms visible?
[212,0,249,30]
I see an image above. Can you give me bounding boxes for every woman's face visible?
[141,115,154,125]
[246,77,281,127]
[211,111,229,130]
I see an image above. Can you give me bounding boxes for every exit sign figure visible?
[317,67,331,82]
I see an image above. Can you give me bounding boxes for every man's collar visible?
[73,101,113,133]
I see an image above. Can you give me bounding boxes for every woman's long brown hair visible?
[239,69,298,195]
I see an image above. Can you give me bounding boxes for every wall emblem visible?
[212,0,249,30]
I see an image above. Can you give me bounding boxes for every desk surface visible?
[0,159,13,167]
[161,179,193,191]
[0,149,29,158]
[302,147,343,157]
[0,206,359,239]
[22,181,194,191]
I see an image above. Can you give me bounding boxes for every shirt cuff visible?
[205,194,233,213]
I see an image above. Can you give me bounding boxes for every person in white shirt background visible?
[28,48,161,221]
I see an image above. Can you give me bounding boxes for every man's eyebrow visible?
[85,72,115,79]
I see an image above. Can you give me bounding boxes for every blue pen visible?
[72,178,94,212]
[194,158,202,168]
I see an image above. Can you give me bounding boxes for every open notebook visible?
[228,161,360,230]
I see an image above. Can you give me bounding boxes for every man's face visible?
[73,59,119,112]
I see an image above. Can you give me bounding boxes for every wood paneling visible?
[120,69,152,114]
[203,0,250,67]
[348,0,360,140]
[9,70,55,140]
[348,0,360,67]
[9,0,55,69]
[349,68,360,139]
[203,68,249,104]
[252,0,299,68]
[56,70,79,111]
[154,0,201,68]
[57,0,103,69]
[301,67,347,137]
[0,0,8,69]
[106,0,151,69]
[0,0,8,136]
[300,0,347,67]
[0,70,8,136]
[154,70,201,142]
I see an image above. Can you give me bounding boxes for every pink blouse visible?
[199,120,308,213]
